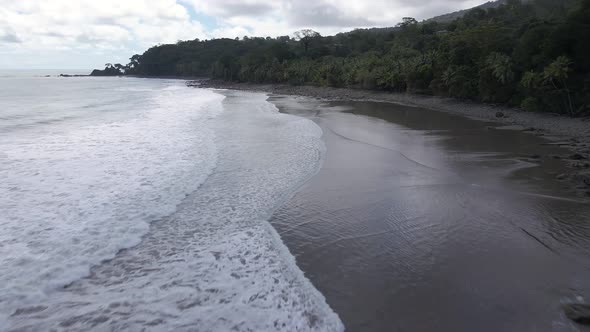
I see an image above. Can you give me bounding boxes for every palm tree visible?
[543,56,574,115]
[442,67,456,87]
[520,70,539,89]
[485,52,514,85]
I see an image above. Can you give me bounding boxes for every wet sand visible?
[195,81,590,197]
[268,96,590,332]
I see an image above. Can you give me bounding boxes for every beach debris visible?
[573,173,590,186]
[542,142,573,146]
[495,125,525,131]
[556,173,567,180]
[569,153,587,160]
[572,162,590,168]
[495,111,505,118]
[563,304,590,325]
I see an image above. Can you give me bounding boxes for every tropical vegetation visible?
[96,0,590,116]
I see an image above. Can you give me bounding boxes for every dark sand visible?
[195,81,590,197]
[268,96,590,332]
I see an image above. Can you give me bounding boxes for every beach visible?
[4,0,590,330]
[262,94,590,331]
[197,81,590,198]
[2,74,590,331]
[1,78,342,331]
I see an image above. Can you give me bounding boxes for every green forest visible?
[99,0,590,116]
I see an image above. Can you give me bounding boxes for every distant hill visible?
[428,1,507,23]
[341,1,508,35]
[428,0,577,23]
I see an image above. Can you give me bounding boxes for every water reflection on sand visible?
[270,97,590,332]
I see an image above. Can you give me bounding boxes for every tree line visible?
[100,0,590,116]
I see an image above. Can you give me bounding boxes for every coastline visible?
[264,94,590,331]
[57,74,206,80]
[3,83,344,331]
[193,80,590,197]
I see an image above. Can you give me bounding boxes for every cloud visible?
[285,2,376,28]
[0,32,21,44]
[0,0,209,68]
[183,0,278,18]
[0,0,205,47]
[0,0,487,69]
[186,0,484,37]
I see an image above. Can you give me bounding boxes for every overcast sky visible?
[0,0,486,69]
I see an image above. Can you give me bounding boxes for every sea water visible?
[0,74,342,331]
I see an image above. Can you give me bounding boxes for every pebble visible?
[564,303,590,325]
[570,154,587,160]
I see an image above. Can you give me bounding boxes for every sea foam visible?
[2,83,343,331]
[0,83,223,324]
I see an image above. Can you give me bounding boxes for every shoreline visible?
[265,94,590,331]
[194,80,590,197]
[57,74,206,80]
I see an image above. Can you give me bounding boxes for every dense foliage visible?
[90,63,126,76]
[109,0,590,115]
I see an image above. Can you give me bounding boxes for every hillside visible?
[428,0,507,23]
[429,0,578,22]
[97,0,590,116]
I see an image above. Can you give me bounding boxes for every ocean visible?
[0,73,342,330]
[4,71,590,332]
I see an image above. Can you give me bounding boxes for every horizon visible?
[0,0,487,70]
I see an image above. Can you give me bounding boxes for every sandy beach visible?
[196,81,590,198]
[262,94,590,331]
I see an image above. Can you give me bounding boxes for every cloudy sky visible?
[0,0,486,70]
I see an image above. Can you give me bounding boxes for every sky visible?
[0,0,486,70]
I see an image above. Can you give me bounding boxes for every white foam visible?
[2,86,343,331]
[0,84,224,323]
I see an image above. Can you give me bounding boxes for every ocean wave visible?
[2,84,342,331]
[0,84,224,323]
